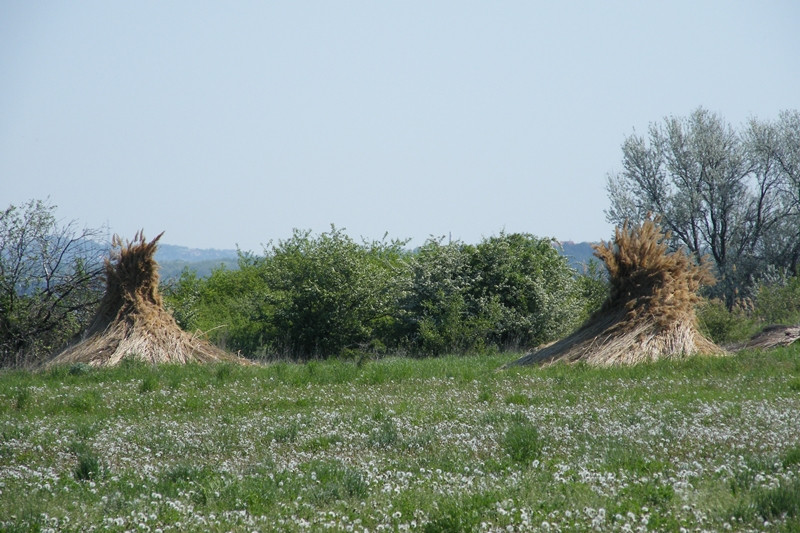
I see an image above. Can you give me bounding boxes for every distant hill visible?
[155,244,239,263]
[155,245,239,280]
[157,258,240,280]
[558,241,600,272]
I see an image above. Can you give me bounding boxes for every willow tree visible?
[606,107,800,306]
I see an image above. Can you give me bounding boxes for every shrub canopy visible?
[165,229,588,359]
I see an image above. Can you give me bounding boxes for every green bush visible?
[694,276,800,346]
[164,229,593,360]
[163,261,272,356]
[401,233,584,356]
[162,268,202,330]
[469,233,584,349]
[754,275,800,325]
[575,258,609,321]
[400,239,481,356]
[696,299,757,344]
[254,227,408,359]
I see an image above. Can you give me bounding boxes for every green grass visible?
[502,420,543,464]
[73,446,103,482]
[1,348,800,531]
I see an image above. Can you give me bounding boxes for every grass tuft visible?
[370,418,400,448]
[782,445,800,468]
[13,387,30,411]
[69,362,93,376]
[268,421,300,444]
[502,420,543,465]
[754,478,800,519]
[73,448,102,481]
[303,460,368,503]
[139,373,160,393]
[424,492,499,533]
[67,389,102,413]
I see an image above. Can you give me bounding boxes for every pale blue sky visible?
[2,1,799,251]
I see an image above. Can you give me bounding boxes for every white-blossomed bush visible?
[1,349,800,531]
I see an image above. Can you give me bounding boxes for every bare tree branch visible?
[0,199,106,366]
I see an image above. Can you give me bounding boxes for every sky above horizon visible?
[2,2,799,252]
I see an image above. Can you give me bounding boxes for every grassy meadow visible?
[1,349,800,532]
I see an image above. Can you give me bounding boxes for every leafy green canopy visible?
[164,228,591,360]
[165,227,408,359]
[401,233,585,356]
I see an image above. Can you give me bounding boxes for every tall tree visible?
[743,112,798,276]
[606,107,800,306]
[769,110,800,273]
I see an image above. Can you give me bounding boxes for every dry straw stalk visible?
[508,218,724,367]
[45,231,250,367]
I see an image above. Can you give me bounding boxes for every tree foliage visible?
[0,200,105,366]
